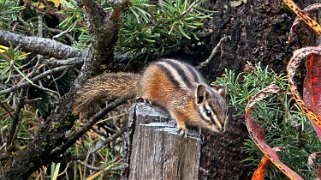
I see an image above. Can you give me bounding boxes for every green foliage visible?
[216,64,288,116]
[116,0,212,61]
[58,0,83,31]
[51,0,211,60]
[0,47,33,84]
[214,63,321,179]
[52,0,211,60]
[58,0,88,48]
[0,0,24,28]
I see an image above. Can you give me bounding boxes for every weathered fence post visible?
[123,103,201,180]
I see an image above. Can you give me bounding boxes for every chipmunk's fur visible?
[73,59,228,134]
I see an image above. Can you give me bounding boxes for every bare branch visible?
[7,98,24,149]
[0,143,6,151]
[45,57,83,66]
[50,97,128,157]
[89,127,126,155]
[197,35,231,69]
[43,21,76,43]
[77,160,100,171]
[0,101,15,120]
[181,0,203,17]
[31,83,60,100]
[0,30,83,59]
[0,65,75,95]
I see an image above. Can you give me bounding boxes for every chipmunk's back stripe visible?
[156,64,180,88]
[157,61,189,89]
[186,64,203,83]
[162,59,193,88]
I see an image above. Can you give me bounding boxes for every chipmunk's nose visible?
[217,127,225,133]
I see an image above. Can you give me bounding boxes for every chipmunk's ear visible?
[196,84,208,104]
[210,84,227,97]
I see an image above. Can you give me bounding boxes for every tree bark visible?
[0,30,83,59]
[123,103,202,180]
[200,0,294,77]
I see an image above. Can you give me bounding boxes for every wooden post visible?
[122,103,201,180]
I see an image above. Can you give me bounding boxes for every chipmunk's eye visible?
[205,109,212,117]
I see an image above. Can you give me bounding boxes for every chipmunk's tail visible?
[72,72,141,116]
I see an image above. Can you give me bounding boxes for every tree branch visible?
[7,98,24,149]
[77,0,129,73]
[45,57,83,66]
[0,30,83,59]
[50,97,128,157]
[197,35,231,69]
[0,65,75,95]
[89,126,126,155]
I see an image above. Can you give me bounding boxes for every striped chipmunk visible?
[72,58,228,136]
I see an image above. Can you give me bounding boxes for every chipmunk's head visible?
[194,84,228,133]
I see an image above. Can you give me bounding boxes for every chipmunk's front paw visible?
[177,128,188,138]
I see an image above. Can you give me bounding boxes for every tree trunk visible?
[124,103,201,180]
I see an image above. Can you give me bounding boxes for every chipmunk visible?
[72,58,228,135]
